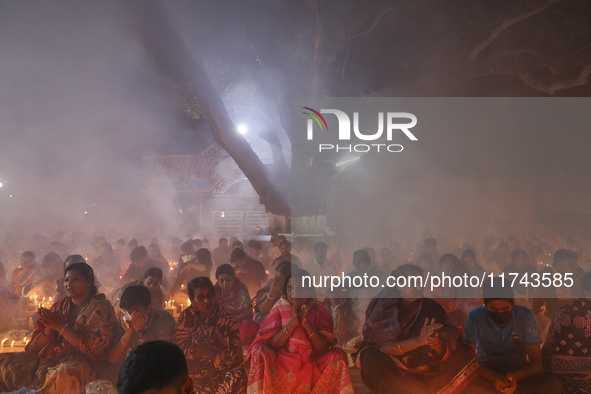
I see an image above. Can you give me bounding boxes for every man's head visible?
[279,240,291,258]
[181,241,193,254]
[20,251,36,268]
[195,248,212,264]
[460,249,476,270]
[128,239,139,250]
[143,267,163,294]
[353,249,371,272]
[120,285,152,323]
[148,243,161,260]
[231,240,244,250]
[191,239,203,250]
[313,242,328,264]
[424,238,437,254]
[130,246,148,267]
[510,249,528,268]
[218,237,228,248]
[230,248,247,267]
[553,249,579,274]
[247,240,262,258]
[42,252,62,275]
[117,340,193,394]
[483,277,515,327]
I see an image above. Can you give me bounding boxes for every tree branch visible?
[490,63,591,94]
[347,6,403,40]
[469,0,565,61]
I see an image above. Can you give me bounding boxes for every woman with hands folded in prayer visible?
[356,264,476,394]
[0,262,116,394]
[246,268,353,394]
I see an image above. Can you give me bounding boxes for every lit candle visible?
[10,340,14,349]
[1,338,7,349]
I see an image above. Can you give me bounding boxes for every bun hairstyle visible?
[64,254,86,270]
[65,262,98,296]
[215,264,235,279]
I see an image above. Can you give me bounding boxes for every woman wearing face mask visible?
[214,264,258,344]
[357,264,476,393]
[246,268,353,393]
[173,277,247,393]
[464,277,562,393]
[0,262,116,393]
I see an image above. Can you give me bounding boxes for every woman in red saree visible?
[247,268,353,394]
[0,262,116,393]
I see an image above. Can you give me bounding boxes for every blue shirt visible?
[463,305,541,364]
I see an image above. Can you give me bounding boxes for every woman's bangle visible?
[308,329,317,339]
[284,326,291,336]
[398,344,403,354]
[59,324,69,336]
[266,292,274,300]
[334,304,342,311]
[121,336,130,346]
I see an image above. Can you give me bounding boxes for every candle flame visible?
[1,338,7,347]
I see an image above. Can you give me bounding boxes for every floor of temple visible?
[349,367,371,393]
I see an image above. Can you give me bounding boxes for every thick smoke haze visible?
[0,1,281,237]
[1,0,590,255]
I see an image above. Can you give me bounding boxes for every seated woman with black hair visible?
[107,285,176,366]
[173,277,247,393]
[358,264,476,394]
[0,262,116,393]
[117,340,193,394]
[112,267,165,311]
[252,260,291,326]
[215,264,259,344]
[53,254,87,302]
[247,268,353,393]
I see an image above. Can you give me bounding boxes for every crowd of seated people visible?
[0,231,590,393]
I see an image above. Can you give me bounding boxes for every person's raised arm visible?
[267,306,298,351]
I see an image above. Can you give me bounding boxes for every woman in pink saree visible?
[246,268,353,394]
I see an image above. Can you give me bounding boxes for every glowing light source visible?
[0,182,3,188]
[221,212,225,218]
[237,124,248,134]
[84,211,88,215]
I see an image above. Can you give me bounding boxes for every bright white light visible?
[0,182,3,188]
[237,124,248,134]
[335,156,360,167]
[84,211,88,214]
[9,195,12,198]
